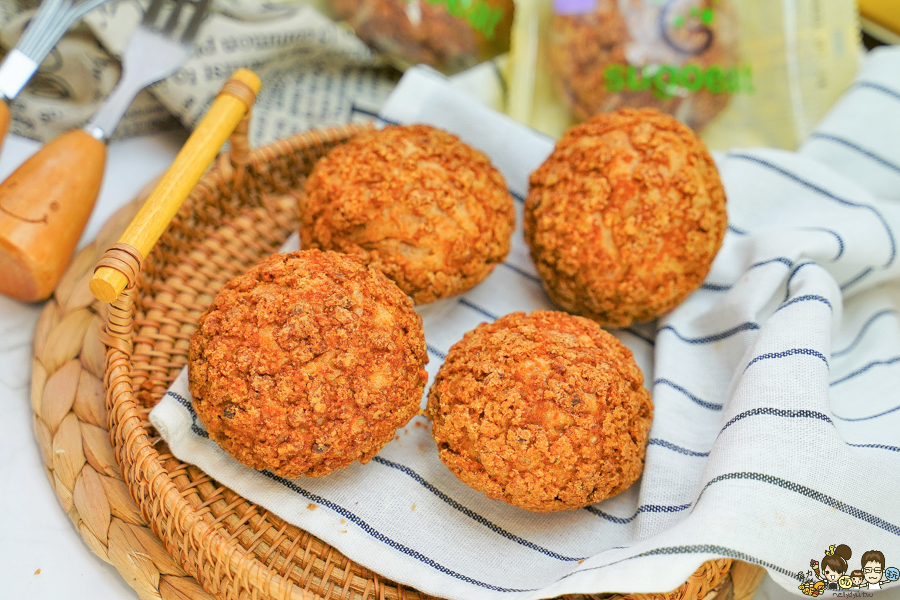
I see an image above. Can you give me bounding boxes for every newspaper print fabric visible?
[0,0,397,144]
[151,48,900,600]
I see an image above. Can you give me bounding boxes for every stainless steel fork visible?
[85,0,211,140]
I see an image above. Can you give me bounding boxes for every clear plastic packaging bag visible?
[701,0,861,150]
[506,0,861,149]
[548,0,743,132]
[328,0,515,74]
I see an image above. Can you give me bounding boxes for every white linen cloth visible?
[150,47,900,600]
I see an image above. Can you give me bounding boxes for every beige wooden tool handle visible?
[90,69,261,303]
[0,129,106,301]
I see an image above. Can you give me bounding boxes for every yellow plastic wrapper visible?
[507,0,860,150]
[328,0,515,74]
[858,0,900,38]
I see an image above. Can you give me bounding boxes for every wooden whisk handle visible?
[90,69,261,303]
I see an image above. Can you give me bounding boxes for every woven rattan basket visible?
[31,122,767,600]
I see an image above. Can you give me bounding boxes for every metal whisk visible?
[0,0,111,102]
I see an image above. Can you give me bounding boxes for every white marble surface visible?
[0,130,896,600]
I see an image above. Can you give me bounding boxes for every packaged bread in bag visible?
[329,0,515,74]
[547,0,744,132]
[506,0,859,148]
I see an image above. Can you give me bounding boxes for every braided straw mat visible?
[30,123,766,600]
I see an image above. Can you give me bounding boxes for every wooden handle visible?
[90,69,261,303]
[0,129,106,301]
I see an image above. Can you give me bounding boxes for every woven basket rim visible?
[89,123,749,600]
[103,123,382,600]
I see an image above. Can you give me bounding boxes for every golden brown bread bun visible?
[427,310,653,512]
[300,125,515,304]
[189,250,428,478]
[524,108,727,328]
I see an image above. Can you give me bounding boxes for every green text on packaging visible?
[423,0,505,40]
[604,63,754,98]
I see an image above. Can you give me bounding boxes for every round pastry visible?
[524,108,727,328]
[548,0,740,131]
[299,125,515,304]
[427,311,653,512]
[188,250,428,478]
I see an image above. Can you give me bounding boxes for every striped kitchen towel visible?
[151,47,900,600]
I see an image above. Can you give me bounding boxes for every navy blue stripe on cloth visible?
[659,322,759,344]
[808,132,900,176]
[583,503,692,523]
[774,294,834,314]
[559,544,795,580]
[696,472,900,536]
[170,392,192,412]
[377,453,900,591]
[840,268,875,291]
[458,298,498,321]
[653,379,722,411]
[832,400,900,422]
[168,392,209,438]
[258,469,536,592]
[371,457,587,562]
[719,408,833,436]
[743,348,829,373]
[510,190,525,203]
[647,438,710,457]
[830,355,900,387]
[728,224,749,235]
[426,344,446,360]
[785,261,867,300]
[853,81,900,104]
[799,227,845,261]
[350,104,401,126]
[623,327,655,346]
[500,261,542,284]
[700,282,732,291]
[699,257,795,292]
[834,309,899,357]
[848,442,900,453]
[712,405,900,454]
[728,153,896,268]
[753,256,794,270]
[784,261,817,302]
